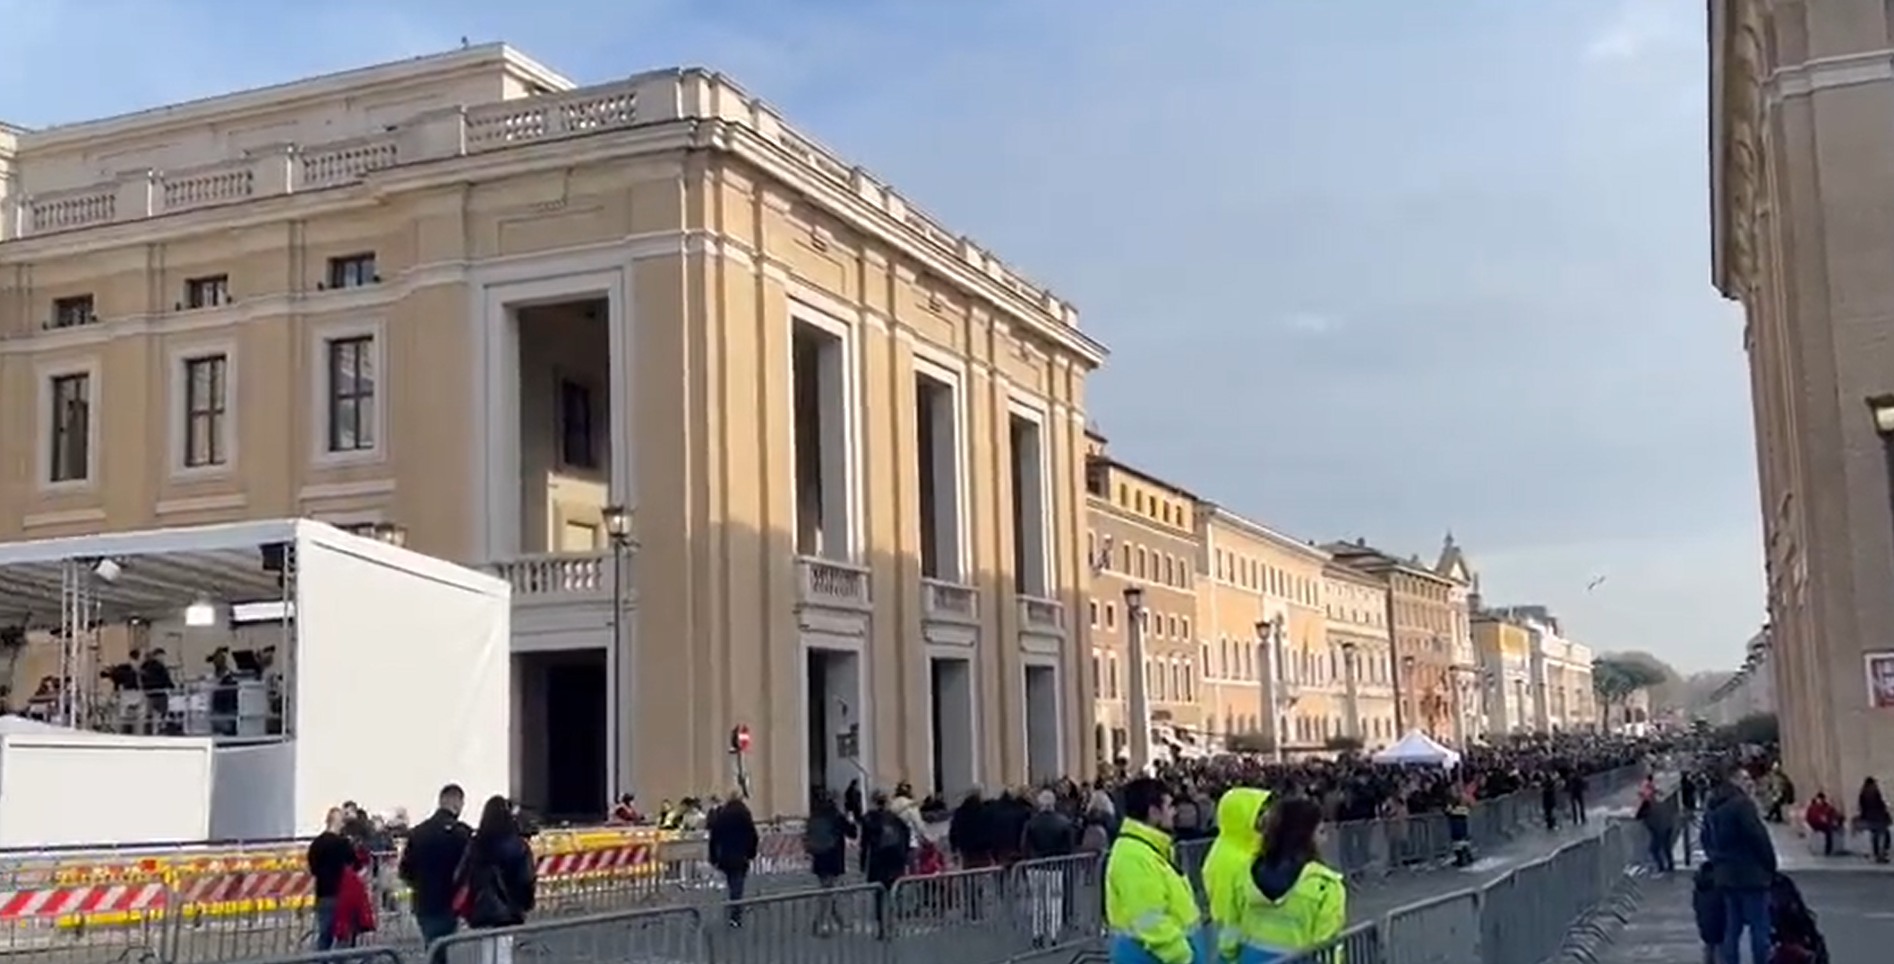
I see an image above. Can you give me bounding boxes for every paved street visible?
[1598,870,1894,964]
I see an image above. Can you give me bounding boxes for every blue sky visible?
[0,0,1754,672]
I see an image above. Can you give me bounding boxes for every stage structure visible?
[0,520,511,839]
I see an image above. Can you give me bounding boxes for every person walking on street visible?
[454,796,537,964]
[803,788,855,935]
[1636,787,1679,873]
[307,808,362,952]
[1566,771,1589,826]
[860,791,913,937]
[399,783,473,949]
[1700,767,1778,964]
[707,789,759,927]
[1021,789,1078,947]
[1104,777,1207,964]
[1857,777,1891,863]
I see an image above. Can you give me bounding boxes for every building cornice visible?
[1709,0,1768,301]
[1202,505,1328,564]
[15,44,573,150]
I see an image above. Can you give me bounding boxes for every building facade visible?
[1322,561,1398,749]
[0,46,1103,817]
[1489,606,1597,733]
[1197,507,1334,756]
[1472,612,1535,734]
[1710,0,1894,800]
[1084,434,1202,766]
[1433,535,1484,742]
[1326,541,1460,740]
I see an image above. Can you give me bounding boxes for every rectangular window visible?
[325,335,376,452]
[49,373,90,483]
[326,254,378,289]
[182,354,228,468]
[184,275,231,309]
[50,295,97,329]
[558,379,598,469]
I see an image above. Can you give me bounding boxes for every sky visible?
[0,0,1757,673]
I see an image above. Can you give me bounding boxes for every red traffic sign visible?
[731,725,752,754]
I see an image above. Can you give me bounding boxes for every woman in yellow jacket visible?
[1105,778,1212,964]
[1235,797,1346,964]
[1202,788,1272,962]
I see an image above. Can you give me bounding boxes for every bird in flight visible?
[1585,575,1608,592]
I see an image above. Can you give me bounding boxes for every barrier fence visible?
[0,764,1646,964]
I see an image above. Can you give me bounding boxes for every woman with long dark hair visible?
[454,796,537,963]
[1232,797,1346,964]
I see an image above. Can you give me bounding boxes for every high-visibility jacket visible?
[1235,856,1347,964]
[1105,818,1208,964]
[1203,789,1272,961]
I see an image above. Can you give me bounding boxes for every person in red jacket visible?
[1804,792,1845,856]
[331,862,378,947]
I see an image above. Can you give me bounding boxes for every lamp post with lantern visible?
[603,505,632,802]
[1256,616,1287,762]
[1123,585,1153,772]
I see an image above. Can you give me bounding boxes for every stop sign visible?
[732,725,752,754]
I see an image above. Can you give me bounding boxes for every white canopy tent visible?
[1371,730,1462,768]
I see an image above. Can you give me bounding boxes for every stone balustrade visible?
[0,69,1074,331]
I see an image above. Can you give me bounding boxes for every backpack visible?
[804,816,841,855]
[874,814,906,852]
[1769,874,1830,964]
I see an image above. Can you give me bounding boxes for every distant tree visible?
[1592,656,1667,721]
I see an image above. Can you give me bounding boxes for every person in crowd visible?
[1204,787,1271,964]
[1636,783,1679,873]
[1080,790,1118,852]
[1021,789,1078,947]
[988,789,1033,865]
[860,791,912,937]
[1234,797,1346,963]
[1856,777,1891,863]
[1104,776,1205,964]
[399,783,472,947]
[1539,774,1560,832]
[609,794,641,824]
[950,790,994,868]
[330,844,378,949]
[1565,769,1588,825]
[1802,792,1844,857]
[706,788,759,927]
[456,794,537,934]
[307,807,363,952]
[1700,764,1778,964]
[844,778,865,825]
[804,787,856,936]
[1763,766,1796,824]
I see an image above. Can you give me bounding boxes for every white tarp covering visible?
[1371,730,1462,768]
[0,716,214,847]
[290,523,511,835]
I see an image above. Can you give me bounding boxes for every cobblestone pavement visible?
[1597,870,1894,964]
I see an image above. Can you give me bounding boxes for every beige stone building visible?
[0,45,1103,818]
[1322,561,1397,749]
[1197,507,1335,756]
[1710,0,1894,801]
[1083,434,1201,766]
[1324,541,1463,741]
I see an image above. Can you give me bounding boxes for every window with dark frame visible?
[51,295,97,329]
[559,379,598,469]
[326,254,377,289]
[325,336,376,453]
[49,373,90,483]
[183,354,228,468]
[184,275,230,309]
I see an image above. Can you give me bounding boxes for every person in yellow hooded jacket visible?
[1235,797,1346,964]
[1105,777,1211,964]
[1202,787,1272,962]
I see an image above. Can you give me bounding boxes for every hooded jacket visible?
[1202,788,1272,961]
[1237,850,1346,964]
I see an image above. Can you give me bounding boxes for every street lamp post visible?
[1257,617,1286,763]
[1339,640,1362,744]
[602,504,632,804]
[1872,395,1894,529]
[1394,654,1416,735]
[1123,586,1153,773]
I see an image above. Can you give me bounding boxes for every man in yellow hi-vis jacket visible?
[1202,788,1272,962]
[1106,777,1210,964]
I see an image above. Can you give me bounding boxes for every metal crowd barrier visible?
[0,763,1646,964]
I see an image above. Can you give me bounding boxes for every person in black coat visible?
[307,808,362,952]
[456,796,536,932]
[1700,773,1777,964]
[803,787,855,935]
[858,792,911,938]
[949,791,994,868]
[398,784,472,947]
[706,791,760,926]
